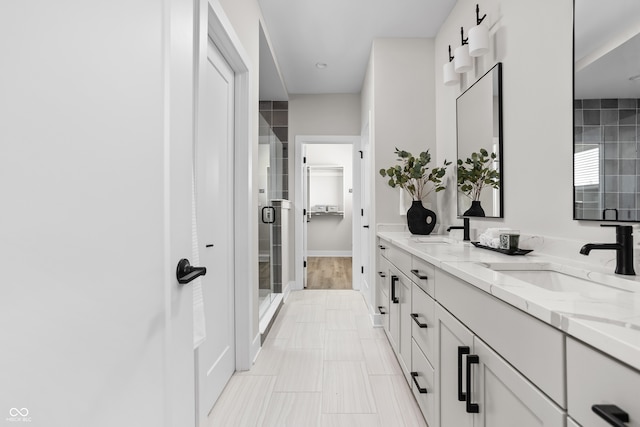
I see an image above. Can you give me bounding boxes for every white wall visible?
[363,39,439,227]
[288,93,361,274]
[306,144,354,255]
[435,0,612,243]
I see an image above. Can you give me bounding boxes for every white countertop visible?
[378,231,640,371]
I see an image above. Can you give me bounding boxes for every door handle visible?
[176,259,207,284]
[592,405,629,426]
[458,346,470,401]
[411,269,428,280]
[466,354,480,413]
[410,372,428,394]
[391,275,399,303]
[410,313,428,328]
[261,206,275,224]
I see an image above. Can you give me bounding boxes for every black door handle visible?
[410,313,428,328]
[466,354,479,413]
[592,405,629,426]
[411,269,428,280]
[410,372,428,394]
[378,306,387,315]
[261,206,275,224]
[458,346,470,401]
[391,275,399,303]
[176,259,207,284]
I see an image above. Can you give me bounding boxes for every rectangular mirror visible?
[456,63,503,218]
[574,0,640,221]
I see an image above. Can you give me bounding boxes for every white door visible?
[302,145,309,287]
[0,1,195,425]
[195,38,236,419]
[359,123,371,298]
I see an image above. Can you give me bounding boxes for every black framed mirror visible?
[456,63,503,218]
[573,0,640,221]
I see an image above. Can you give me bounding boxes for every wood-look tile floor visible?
[306,257,352,290]
[207,290,427,427]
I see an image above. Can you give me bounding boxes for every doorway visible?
[294,136,362,291]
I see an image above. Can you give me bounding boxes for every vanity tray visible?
[471,242,533,256]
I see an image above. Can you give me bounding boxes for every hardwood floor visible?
[207,290,427,427]
[306,257,352,289]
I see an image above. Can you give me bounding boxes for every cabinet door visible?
[388,269,401,353]
[436,304,474,427]
[398,271,412,381]
[473,337,565,427]
[376,259,390,333]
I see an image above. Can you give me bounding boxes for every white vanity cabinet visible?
[567,337,640,427]
[436,304,566,427]
[389,266,412,381]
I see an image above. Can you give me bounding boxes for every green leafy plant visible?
[379,148,451,201]
[457,148,500,201]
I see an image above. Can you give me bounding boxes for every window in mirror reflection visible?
[574,0,640,221]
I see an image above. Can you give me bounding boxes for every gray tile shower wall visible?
[260,101,288,200]
[575,99,640,221]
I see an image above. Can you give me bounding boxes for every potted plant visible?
[379,148,451,235]
[457,148,500,217]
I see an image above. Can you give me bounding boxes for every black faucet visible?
[447,218,470,241]
[580,224,636,275]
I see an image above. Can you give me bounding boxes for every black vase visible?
[463,200,486,217]
[407,200,436,235]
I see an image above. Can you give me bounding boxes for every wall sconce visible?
[454,27,472,73]
[469,4,489,57]
[443,45,459,86]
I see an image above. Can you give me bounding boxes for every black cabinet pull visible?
[176,259,207,284]
[458,346,470,401]
[378,245,386,250]
[391,275,399,303]
[378,306,387,315]
[363,225,370,228]
[592,404,629,426]
[410,372,428,394]
[411,269,429,280]
[466,354,479,413]
[410,313,428,328]
[378,271,386,278]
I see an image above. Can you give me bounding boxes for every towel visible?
[478,228,511,248]
[192,174,206,349]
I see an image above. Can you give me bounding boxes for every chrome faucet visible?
[580,224,636,276]
[447,218,470,241]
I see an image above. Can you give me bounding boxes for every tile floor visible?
[207,290,427,427]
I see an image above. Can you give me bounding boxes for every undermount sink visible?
[478,262,633,293]
[411,237,450,244]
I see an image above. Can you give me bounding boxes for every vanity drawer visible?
[567,337,640,427]
[386,244,412,278]
[436,269,565,407]
[411,283,435,361]
[411,256,435,297]
[411,339,435,427]
[377,257,391,298]
[378,238,391,262]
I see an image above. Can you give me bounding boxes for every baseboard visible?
[251,332,261,365]
[371,312,384,327]
[307,250,352,257]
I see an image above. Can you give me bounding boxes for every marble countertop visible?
[377,231,640,371]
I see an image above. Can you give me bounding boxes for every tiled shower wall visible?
[574,98,640,221]
[259,101,288,200]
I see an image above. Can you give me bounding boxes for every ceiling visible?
[258,0,457,97]
[574,0,640,98]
